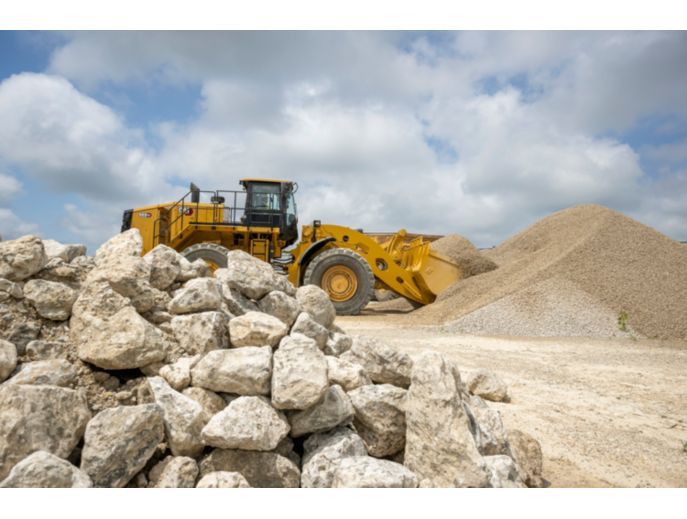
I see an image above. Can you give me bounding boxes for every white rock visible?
[484,455,526,488]
[182,387,227,416]
[159,355,201,391]
[0,451,92,488]
[507,429,545,488]
[168,278,223,315]
[229,311,288,348]
[326,356,371,391]
[148,376,209,457]
[201,396,290,451]
[332,457,419,488]
[348,384,407,457]
[153,456,199,488]
[95,229,143,267]
[0,338,17,382]
[216,250,283,300]
[295,284,336,328]
[171,311,229,355]
[199,450,300,488]
[0,384,91,480]
[404,352,489,487]
[42,239,86,263]
[143,244,182,290]
[191,346,272,395]
[465,395,509,456]
[80,404,165,488]
[0,235,47,281]
[87,255,156,313]
[70,280,130,330]
[176,255,199,282]
[0,278,23,300]
[196,471,251,488]
[466,369,510,402]
[290,312,328,349]
[258,290,301,327]
[25,340,68,361]
[323,332,353,356]
[301,426,368,488]
[6,359,78,388]
[340,335,412,388]
[271,334,328,410]
[289,385,354,437]
[22,279,78,321]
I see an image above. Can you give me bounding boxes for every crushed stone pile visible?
[0,231,543,488]
[412,205,687,339]
[430,234,498,277]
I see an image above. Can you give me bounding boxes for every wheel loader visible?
[121,180,463,315]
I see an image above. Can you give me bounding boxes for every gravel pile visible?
[430,234,498,277]
[412,204,687,339]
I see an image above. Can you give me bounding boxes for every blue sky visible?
[0,31,686,253]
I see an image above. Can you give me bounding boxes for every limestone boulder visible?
[332,457,419,488]
[326,356,371,391]
[0,338,17,382]
[229,311,288,348]
[143,244,182,290]
[168,278,223,315]
[465,395,509,456]
[148,376,209,457]
[348,383,407,457]
[80,404,164,488]
[215,250,282,300]
[159,355,201,391]
[196,471,251,488]
[6,359,78,388]
[25,340,68,361]
[153,456,199,488]
[182,387,227,417]
[199,449,300,488]
[4,320,41,355]
[87,255,156,313]
[295,285,336,328]
[22,279,78,321]
[404,352,489,487]
[171,311,229,355]
[219,284,259,316]
[0,384,91,480]
[191,346,272,395]
[507,429,545,488]
[70,280,130,331]
[94,229,142,267]
[301,426,368,488]
[324,332,353,357]
[201,396,290,451]
[0,451,92,488]
[466,369,510,402]
[0,235,47,281]
[289,385,354,437]
[340,335,412,388]
[0,278,23,301]
[484,455,526,488]
[291,312,328,349]
[258,290,300,327]
[42,239,86,263]
[271,334,328,410]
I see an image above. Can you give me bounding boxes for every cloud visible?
[0,208,38,240]
[0,173,22,203]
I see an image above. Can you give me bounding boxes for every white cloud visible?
[0,173,22,203]
[0,208,38,240]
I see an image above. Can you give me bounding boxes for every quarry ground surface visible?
[337,312,687,488]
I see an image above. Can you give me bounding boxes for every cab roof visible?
[239,178,293,184]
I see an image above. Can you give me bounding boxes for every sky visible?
[0,30,686,253]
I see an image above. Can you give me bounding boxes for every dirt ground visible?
[336,312,687,488]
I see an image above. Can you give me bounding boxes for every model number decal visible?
[138,212,152,218]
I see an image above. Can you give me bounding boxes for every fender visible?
[296,236,336,286]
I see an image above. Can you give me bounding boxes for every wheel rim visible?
[321,265,358,302]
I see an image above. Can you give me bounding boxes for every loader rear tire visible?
[180,243,229,273]
[303,248,375,315]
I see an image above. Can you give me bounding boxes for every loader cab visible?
[240,178,299,247]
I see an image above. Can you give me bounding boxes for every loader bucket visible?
[408,243,463,299]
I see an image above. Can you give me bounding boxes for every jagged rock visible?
[143,244,182,290]
[191,346,272,395]
[25,340,68,361]
[295,285,336,329]
[291,312,329,349]
[275,436,301,467]
[0,338,17,382]
[404,352,489,487]
[171,311,229,355]
[201,396,290,451]
[0,451,92,488]
[340,335,412,388]
[215,250,283,300]
[5,359,78,388]
[5,320,41,355]
[94,229,142,267]
[0,278,23,301]
[466,369,510,402]
[87,255,156,313]
[301,426,368,488]
[289,385,354,437]
[80,404,164,488]
[332,457,419,488]
[0,384,91,480]
[168,278,223,315]
[152,456,199,488]
[326,356,371,391]
[22,279,78,321]
[182,387,227,416]
[42,239,86,263]
[229,311,288,348]
[196,471,251,488]
[484,455,526,488]
[76,306,167,370]
[218,283,259,316]
[0,235,47,281]
[176,256,200,282]
[199,450,300,488]
[465,395,509,456]
[348,384,407,457]
[159,355,201,391]
[258,290,301,327]
[271,334,328,410]
[148,376,209,457]
[507,429,545,488]
[324,332,353,356]
[190,259,210,278]
[70,280,130,330]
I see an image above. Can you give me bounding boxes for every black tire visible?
[303,248,375,315]
[180,243,230,271]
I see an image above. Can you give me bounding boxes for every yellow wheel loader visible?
[122,180,463,315]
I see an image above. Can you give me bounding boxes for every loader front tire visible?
[180,243,229,273]
[303,248,375,315]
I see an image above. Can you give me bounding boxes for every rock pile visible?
[0,231,543,488]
